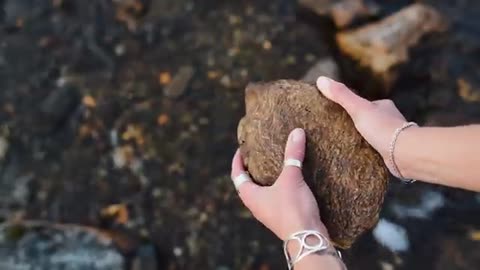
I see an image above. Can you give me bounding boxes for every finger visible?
[277,128,306,185]
[231,149,261,206]
[231,149,246,180]
[316,76,372,120]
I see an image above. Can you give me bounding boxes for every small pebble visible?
[110,130,119,146]
[199,117,209,125]
[158,72,172,85]
[163,66,195,98]
[228,15,241,25]
[0,136,9,160]
[82,95,97,108]
[112,145,134,169]
[373,219,409,252]
[391,190,445,219]
[157,114,170,126]
[115,43,126,56]
[262,40,272,50]
[379,261,394,270]
[220,75,231,87]
[173,247,183,257]
[301,57,340,83]
[240,69,248,77]
[207,70,220,80]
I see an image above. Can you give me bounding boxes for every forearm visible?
[396,125,480,191]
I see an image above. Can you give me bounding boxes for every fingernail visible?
[290,128,305,143]
[316,76,331,94]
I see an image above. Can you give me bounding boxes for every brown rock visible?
[299,0,380,28]
[237,80,388,248]
[336,4,447,92]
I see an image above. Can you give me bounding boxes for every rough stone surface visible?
[237,80,389,248]
[336,3,447,91]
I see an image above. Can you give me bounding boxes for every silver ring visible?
[233,172,251,190]
[284,158,302,169]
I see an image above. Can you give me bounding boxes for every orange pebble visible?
[157,114,170,126]
[82,95,97,108]
[159,72,172,85]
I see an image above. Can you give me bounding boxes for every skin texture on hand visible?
[231,128,328,240]
[316,76,480,191]
[230,76,480,269]
[231,128,344,270]
[316,76,408,177]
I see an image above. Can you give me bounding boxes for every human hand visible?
[316,76,413,177]
[231,128,328,241]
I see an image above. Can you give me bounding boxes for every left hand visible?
[231,128,329,240]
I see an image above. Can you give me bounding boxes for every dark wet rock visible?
[40,86,81,131]
[301,57,340,83]
[336,3,447,95]
[433,236,480,270]
[237,80,388,248]
[163,66,195,98]
[2,0,52,27]
[0,169,32,211]
[131,244,158,270]
[0,222,125,270]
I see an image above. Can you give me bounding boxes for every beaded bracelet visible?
[389,122,418,184]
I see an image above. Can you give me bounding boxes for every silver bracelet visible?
[389,122,418,184]
[283,230,346,270]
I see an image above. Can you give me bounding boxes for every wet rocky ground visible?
[0,0,479,269]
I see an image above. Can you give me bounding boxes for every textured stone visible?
[336,3,447,91]
[237,80,388,248]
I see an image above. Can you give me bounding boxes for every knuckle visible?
[384,99,395,105]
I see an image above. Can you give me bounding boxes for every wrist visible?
[393,125,422,180]
[284,219,329,241]
[285,222,329,254]
[284,229,345,270]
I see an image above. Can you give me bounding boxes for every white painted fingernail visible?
[316,76,331,95]
[291,128,305,143]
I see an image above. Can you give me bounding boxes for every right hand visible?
[316,76,414,177]
[231,128,329,241]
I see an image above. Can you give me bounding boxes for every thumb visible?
[276,128,306,187]
[316,76,372,120]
